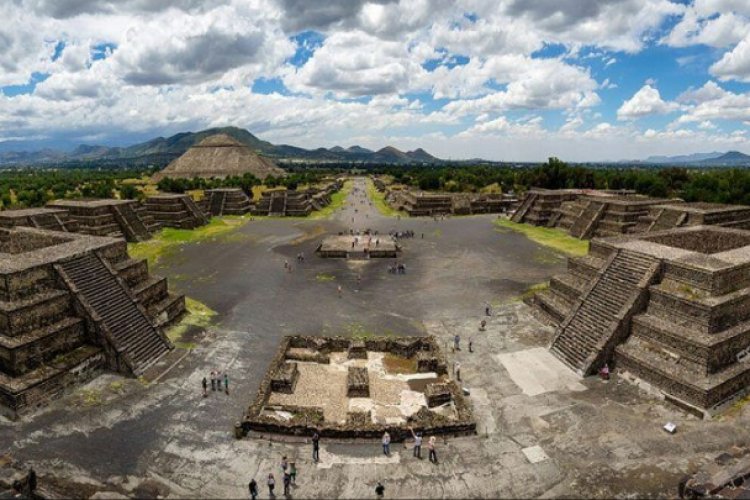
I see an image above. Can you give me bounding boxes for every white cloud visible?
[617,84,679,120]
[675,81,750,123]
[710,33,750,81]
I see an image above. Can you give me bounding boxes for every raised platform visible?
[316,235,399,259]
[242,336,474,440]
[47,198,156,242]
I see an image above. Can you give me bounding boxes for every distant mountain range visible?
[641,151,750,166]
[0,126,442,167]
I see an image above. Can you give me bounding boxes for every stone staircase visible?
[111,203,151,241]
[649,209,687,232]
[569,201,605,239]
[182,196,209,225]
[550,249,659,375]
[209,191,226,216]
[58,253,170,375]
[511,192,537,223]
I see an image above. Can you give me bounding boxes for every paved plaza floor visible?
[3,178,750,498]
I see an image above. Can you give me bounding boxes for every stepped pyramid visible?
[153,134,284,182]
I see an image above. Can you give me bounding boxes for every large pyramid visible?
[152,134,285,181]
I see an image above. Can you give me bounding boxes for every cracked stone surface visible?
[3,178,750,498]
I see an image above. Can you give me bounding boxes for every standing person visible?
[249,478,258,500]
[224,372,229,395]
[210,370,216,391]
[312,431,320,462]
[453,334,461,351]
[283,471,291,497]
[455,361,461,382]
[375,482,385,499]
[216,370,222,391]
[428,436,438,464]
[485,304,491,316]
[468,337,473,353]
[267,473,276,497]
[281,456,288,473]
[201,376,208,397]
[410,427,422,459]
[289,462,297,486]
[382,430,391,456]
[27,468,37,495]
[337,285,342,298]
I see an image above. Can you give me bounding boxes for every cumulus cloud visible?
[617,84,679,120]
[710,33,750,81]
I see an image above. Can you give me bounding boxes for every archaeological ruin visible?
[0,207,78,233]
[252,181,343,217]
[144,193,209,229]
[384,186,517,216]
[0,226,185,418]
[242,336,475,439]
[201,188,253,217]
[317,235,400,259]
[533,225,750,414]
[46,199,158,242]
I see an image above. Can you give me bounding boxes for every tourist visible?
[599,363,610,381]
[479,320,486,331]
[455,361,461,381]
[375,481,385,499]
[428,436,438,464]
[468,338,473,353]
[201,376,207,397]
[267,473,276,497]
[216,371,222,391]
[312,431,320,462]
[454,334,461,351]
[382,431,391,456]
[249,478,258,500]
[289,461,297,485]
[210,371,216,391]
[337,285,342,298]
[284,260,289,270]
[281,456,288,473]
[410,427,422,459]
[27,468,37,495]
[224,372,229,394]
[283,471,291,497]
[485,304,492,316]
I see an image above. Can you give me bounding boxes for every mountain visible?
[644,152,723,164]
[697,151,750,166]
[0,126,443,166]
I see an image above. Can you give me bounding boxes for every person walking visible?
[485,304,492,316]
[468,337,473,353]
[455,361,461,382]
[216,370,223,391]
[289,462,297,486]
[267,473,276,497]
[312,431,320,462]
[202,376,208,397]
[281,456,288,473]
[210,371,216,391]
[410,427,422,459]
[453,334,461,351]
[249,478,258,500]
[283,471,291,497]
[382,431,391,456]
[375,482,385,499]
[337,285,342,298]
[428,436,438,464]
[224,372,229,395]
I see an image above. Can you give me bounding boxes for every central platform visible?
[316,235,400,259]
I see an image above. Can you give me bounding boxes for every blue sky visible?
[0,1,749,161]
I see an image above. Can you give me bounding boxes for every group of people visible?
[201,370,229,396]
[381,429,439,463]
[388,261,406,274]
[248,456,297,499]
[389,229,417,239]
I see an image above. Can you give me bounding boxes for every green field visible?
[494,218,589,257]
[365,178,405,217]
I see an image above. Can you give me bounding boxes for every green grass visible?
[315,272,336,282]
[494,218,589,257]
[516,282,549,302]
[366,178,406,217]
[128,216,252,267]
[166,297,218,347]
[309,180,353,219]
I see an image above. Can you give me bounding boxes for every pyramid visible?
[152,134,284,181]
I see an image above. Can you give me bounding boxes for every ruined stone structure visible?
[386,188,515,216]
[203,188,253,216]
[535,225,750,413]
[511,188,584,226]
[634,202,750,233]
[0,226,185,418]
[242,336,473,439]
[252,182,342,217]
[316,235,400,259]
[144,194,209,229]
[0,208,78,233]
[46,199,158,242]
[392,191,453,216]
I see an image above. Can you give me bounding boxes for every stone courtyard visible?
[3,177,750,498]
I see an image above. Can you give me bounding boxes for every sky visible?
[1,0,749,161]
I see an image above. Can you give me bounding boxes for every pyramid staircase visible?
[209,191,226,216]
[550,249,660,375]
[569,201,606,239]
[57,253,171,375]
[111,203,152,242]
[511,192,537,223]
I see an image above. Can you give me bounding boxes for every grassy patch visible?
[166,297,218,347]
[309,180,353,219]
[365,178,405,217]
[494,218,589,257]
[383,353,417,374]
[128,216,251,266]
[515,282,549,302]
[315,272,336,282]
